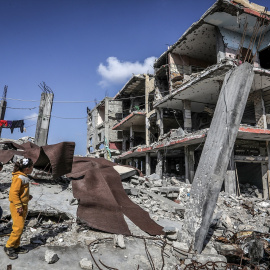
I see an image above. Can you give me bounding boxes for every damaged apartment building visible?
[87,0,270,199]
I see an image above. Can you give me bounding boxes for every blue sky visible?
[0,0,269,155]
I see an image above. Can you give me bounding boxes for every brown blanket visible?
[69,157,164,236]
[0,142,164,235]
[0,141,75,178]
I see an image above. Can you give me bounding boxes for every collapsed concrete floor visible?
[1,140,270,269]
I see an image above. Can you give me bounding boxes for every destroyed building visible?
[86,97,123,159]
[87,0,270,200]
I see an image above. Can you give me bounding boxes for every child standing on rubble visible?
[4,158,33,260]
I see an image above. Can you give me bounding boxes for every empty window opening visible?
[97,106,105,125]
[259,46,270,69]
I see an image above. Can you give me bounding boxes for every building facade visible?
[87,0,270,199]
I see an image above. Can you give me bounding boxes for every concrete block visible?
[79,258,93,269]
[153,180,162,187]
[45,250,59,264]
[114,235,126,249]
[148,173,160,181]
[190,254,227,266]
[131,179,139,185]
[130,188,138,196]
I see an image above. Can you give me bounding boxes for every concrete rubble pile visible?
[0,138,180,269]
[0,139,270,269]
[124,173,270,269]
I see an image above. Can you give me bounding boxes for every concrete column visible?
[224,151,237,195]
[157,109,164,138]
[253,90,267,129]
[164,156,168,175]
[129,95,134,113]
[0,99,7,138]
[183,100,192,132]
[130,124,134,148]
[145,74,150,146]
[122,135,127,152]
[145,152,151,176]
[135,159,139,169]
[35,92,54,146]
[181,63,254,253]
[145,117,150,145]
[261,146,269,199]
[104,98,109,142]
[267,141,270,198]
[185,146,195,184]
[189,147,195,183]
[155,151,163,179]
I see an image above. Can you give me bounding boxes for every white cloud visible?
[25,112,38,121]
[97,56,156,87]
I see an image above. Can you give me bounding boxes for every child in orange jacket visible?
[4,158,33,260]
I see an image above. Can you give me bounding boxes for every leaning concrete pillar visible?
[35,89,54,146]
[267,141,270,197]
[183,100,192,132]
[181,63,254,253]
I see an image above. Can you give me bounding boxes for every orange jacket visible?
[9,171,30,208]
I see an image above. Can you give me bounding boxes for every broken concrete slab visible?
[113,165,137,180]
[140,189,185,216]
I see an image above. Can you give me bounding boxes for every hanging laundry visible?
[7,121,12,128]
[10,120,24,134]
[0,120,8,127]
[1,120,12,128]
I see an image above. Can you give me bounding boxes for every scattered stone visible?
[79,258,93,269]
[163,226,177,233]
[153,180,162,187]
[114,234,126,249]
[45,250,59,264]
[130,188,139,196]
[148,173,160,181]
[131,179,139,185]
[190,254,227,265]
[27,218,38,227]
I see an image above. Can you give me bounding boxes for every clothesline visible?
[0,120,24,133]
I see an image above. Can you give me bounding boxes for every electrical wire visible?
[6,106,37,110]
[51,115,87,119]
[3,91,166,104]
[25,123,36,128]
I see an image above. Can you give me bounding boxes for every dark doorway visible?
[236,162,262,189]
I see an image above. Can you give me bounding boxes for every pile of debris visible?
[1,138,270,269]
[124,172,270,269]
